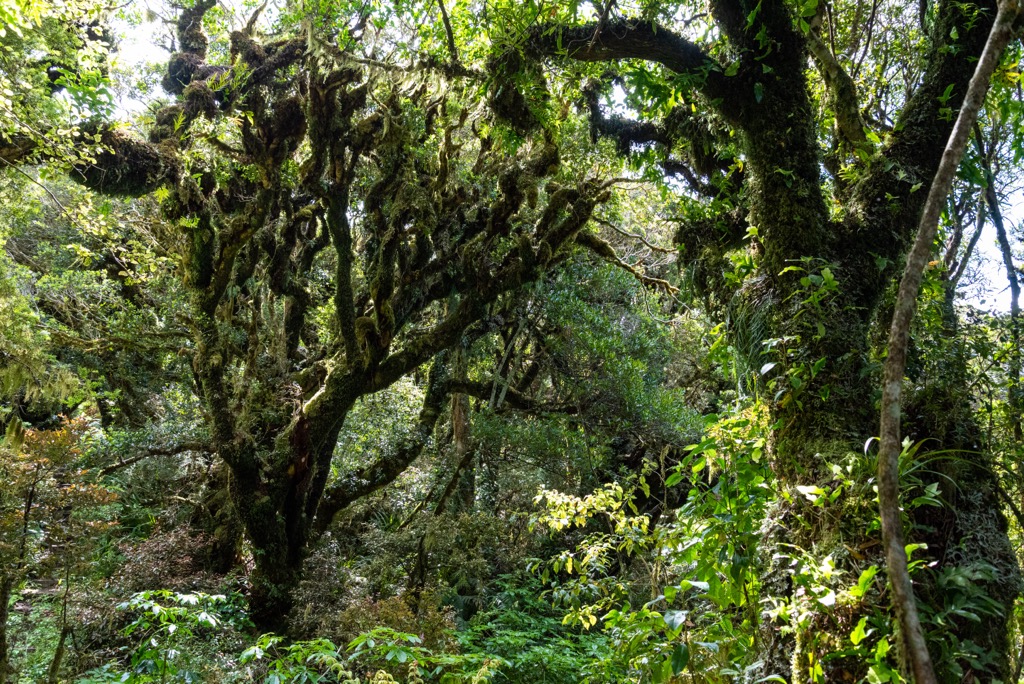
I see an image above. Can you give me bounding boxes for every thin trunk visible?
[877,5,1018,681]
[947,196,987,295]
[46,568,72,684]
[45,628,70,684]
[0,575,14,684]
[451,364,475,511]
[980,130,1023,442]
[410,348,474,604]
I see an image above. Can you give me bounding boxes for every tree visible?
[484,0,1021,679]
[0,418,115,683]
[2,0,665,630]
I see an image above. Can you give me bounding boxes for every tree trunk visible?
[0,575,14,684]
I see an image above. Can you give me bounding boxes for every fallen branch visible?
[876,2,1020,682]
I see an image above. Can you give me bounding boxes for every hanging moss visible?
[75,127,179,196]
[163,52,204,95]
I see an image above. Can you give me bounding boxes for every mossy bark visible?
[0,575,13,684]
[711,0,1019,679]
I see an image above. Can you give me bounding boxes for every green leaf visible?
[664,610,687,631]
[850,617,870,645]
[796,485,825,502]
[905,543,927,559]
[671,643,690,674]
[851,566,879,598]
[867,664,892,683]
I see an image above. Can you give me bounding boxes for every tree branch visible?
[595,217,674,253]
[447,379,580,414]
[845,0,1001,309]
[806,25,866,145]
[436,0,459,66]
[314,353,451,532]
[530,19,742,118]
[1,127,180,197]
[575,231,678,294]
[98,441,210,476]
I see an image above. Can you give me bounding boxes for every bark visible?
[0,575,12,684]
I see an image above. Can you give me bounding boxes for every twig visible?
[588,0,615,49]
[0,158,85,232]
[595,217,674,253]
[98,441,209,476]
[876,3,1020,682]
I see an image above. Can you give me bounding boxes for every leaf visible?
[905,543,927,559]
[796,485,825,502]
[754,82,764,103]
[745,0,762,28]
[664,610,687,631]
[850,617,870,645]
[5,415,24,450]
[851,566,879,598]
[867,665,892,683]
[671,643,690,674]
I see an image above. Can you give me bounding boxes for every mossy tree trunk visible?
[0,575,13,684]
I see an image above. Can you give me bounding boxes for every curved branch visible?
[806,27,866,145]
[530,18,743,119]
[576,231,678,294]
[314,353,451,532]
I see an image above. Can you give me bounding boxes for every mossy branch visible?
[529,18,745,122]
[576,230,678,294]
[314,353,451,532]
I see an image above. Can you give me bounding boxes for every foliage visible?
[457,574,619,684]
[2,0,1024,682]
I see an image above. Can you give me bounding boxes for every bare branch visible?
[576,230,679,294]
[595,217,674,254]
